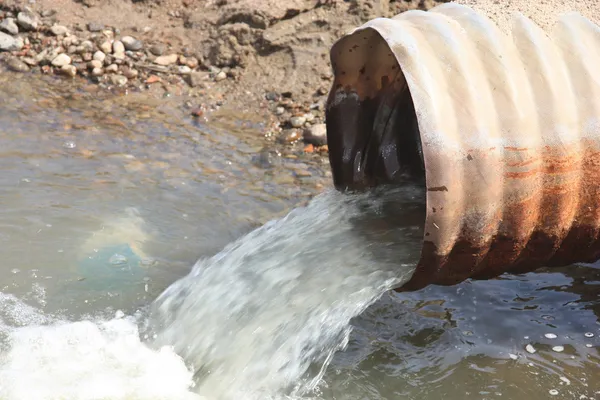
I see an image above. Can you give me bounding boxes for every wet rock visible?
[290,115,306,128]
[5,57,29,72]
[149,43,166,56]
[154,53,178,66]
[0,18,19,35]
[50,25,68,36]
[93,50,106,62]
[0,32,19,51]
[100,40,112,54]
[215,70,227,81]
[121,35,142,51]
[278,130,301,143]
[17,11,39,31]
[110,74,128,86]
[303,123,327,146]
[112,40,125,54]
[87,22,104,32]
[51,53,71,67]
[61,64,77,77]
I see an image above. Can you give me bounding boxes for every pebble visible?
[6,57,29,72]
[105,63,118,73]
[50,25,69,36]
[290,115,306,128]
[304,112,315,123]
[544,333,558,339]
[87,22,104,32]
[16,11,39,31]
[112,40,125,54]
[278,130,301,143]
[525,344,536,354]
[186,56,199,69]
[0,18,19,35]
[61,64,77,77]
[91,67,103,76]
[149,43,166,56]
[154,53,178,66]
[552,345,565,352]
[93,50,106,62]
[178,65,191,74]
[275,106,285,115]
[89,59,103,69]
[110,74,128,86]
[303,123,327,146]
[215,70,227,81]
[51,53,71,67]
[0,32,19,51]
[121,66,138,79]
[100,40,112,54]
[121,35,142,51]
[78,40,94,53]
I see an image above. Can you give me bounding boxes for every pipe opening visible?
[325,29,426,193]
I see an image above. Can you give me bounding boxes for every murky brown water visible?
[0,70,598,400]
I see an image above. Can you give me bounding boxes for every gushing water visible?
[146,186,425,399]
[0,185,425,400]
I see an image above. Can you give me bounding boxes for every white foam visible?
[0,295,201,400]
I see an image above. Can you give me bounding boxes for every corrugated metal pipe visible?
[325,3,600,291]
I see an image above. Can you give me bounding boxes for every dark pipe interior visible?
[325,75,426,192]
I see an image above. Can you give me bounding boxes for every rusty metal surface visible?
[325,3,600,291]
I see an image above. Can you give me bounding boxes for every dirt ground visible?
[0,0,446,117]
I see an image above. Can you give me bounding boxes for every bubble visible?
[552,346,565,353]
[63,141,76,149]
[108,254,128,265]
[525,344,536,354]
[509,353,518,360]
[545,333,558,339]
[584,332,594,338]
[549,389,559,396]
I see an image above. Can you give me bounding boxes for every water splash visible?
[147,186,425,399]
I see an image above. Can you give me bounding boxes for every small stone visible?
[0,18,19,35]
[178,65,191,74]
[186,56,198,69]
[186,71,206,87]
[5,57,29,72]
[17,11,39,31]
[552,345,565,352]
[91,67,103,76]
[0,32,19,51]
[149,43,166,56]
[290,115,307,128]
[278,130,301,144]
[121,35,142,51]
[121,66,138,79]
[275,106,285,115]
[265,92,279,101]
[77,40,94,54]
[154,53,178,66]
[215,70,227,81]
[93,50,106,62]
[60,64,77,77]
[304,112,315,123]
[525,344,536,354]
[87,22,104,32]
[51,53,71,67]
[100,40,112,54]
[545,333,558,339]
[89,59,103,69]
[112,40,125,54]
[50,25,69,36]
[303,123,327,146]
[110,74,127,86]
[22,57,38,66]
[105,63,118,73]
